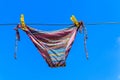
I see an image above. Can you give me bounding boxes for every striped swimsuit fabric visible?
[17,24,79,67]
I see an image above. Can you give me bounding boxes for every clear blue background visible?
[0,0,120,80]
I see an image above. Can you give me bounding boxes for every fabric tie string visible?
[14,25,20,59]
[78,22,88,59]
[83,25,88,59]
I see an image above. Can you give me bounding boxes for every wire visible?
[85,22,120,25]
[0,23,72,26]
[0,22,120,26]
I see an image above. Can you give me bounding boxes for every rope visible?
[0,22,120,26]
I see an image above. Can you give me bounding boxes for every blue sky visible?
[0,0,120,80]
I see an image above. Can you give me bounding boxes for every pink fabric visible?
[18,24,79,67]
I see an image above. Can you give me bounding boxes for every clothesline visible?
[0,22,120,26]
